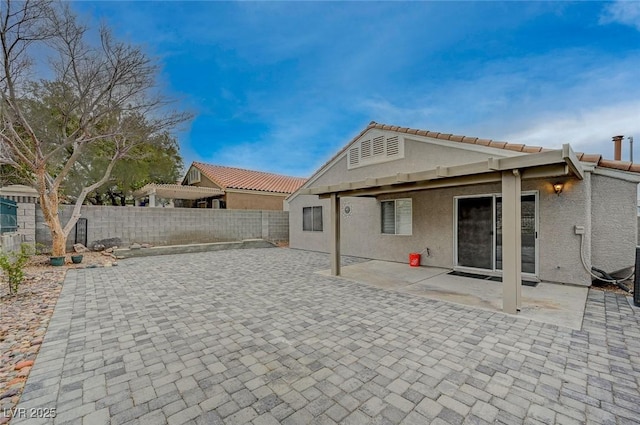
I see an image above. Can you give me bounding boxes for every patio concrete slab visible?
[12,248,640,425]
[319,260,588,330]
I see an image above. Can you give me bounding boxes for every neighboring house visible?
[288,121,640,313]
[179,162,307,210]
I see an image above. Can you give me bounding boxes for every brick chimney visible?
[612,135,624,161]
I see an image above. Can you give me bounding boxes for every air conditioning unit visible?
[212,199,221,209]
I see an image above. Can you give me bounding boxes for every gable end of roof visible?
[289,121,640,202]
[190,162,307,194]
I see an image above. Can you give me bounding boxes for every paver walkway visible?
[11,248,640,424]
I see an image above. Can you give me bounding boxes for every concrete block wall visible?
[0,201,35,253]
[16,202,35,244]
[0,233,24,253]
[36,206,289,251]
[263,210,290,242]
[590,174,637,273]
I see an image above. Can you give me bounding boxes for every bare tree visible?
[0,0,190,255]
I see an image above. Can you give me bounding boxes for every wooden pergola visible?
[299,144,585,314]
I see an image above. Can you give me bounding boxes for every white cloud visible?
[356,98,438,127]
[600,1,640,31]
[502,100,640,160]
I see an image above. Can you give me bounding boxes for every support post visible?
[633,246,640,307]
[515,171,522,311]
[148,191,156,208]
[330,193,340,276]
[502,170,522,314]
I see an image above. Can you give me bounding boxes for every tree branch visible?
[62,150,118,237]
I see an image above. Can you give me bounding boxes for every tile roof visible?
[191,162,307,194]
[314,121,640,176]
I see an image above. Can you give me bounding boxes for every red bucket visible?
[409,253,421,267]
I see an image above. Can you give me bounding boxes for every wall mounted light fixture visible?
[553,182,564,196]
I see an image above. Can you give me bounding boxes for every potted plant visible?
[71,254,83,264]
[49,256,65,266]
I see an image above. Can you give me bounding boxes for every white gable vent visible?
[186,167,201,184]
[347,133,404,169]
[387,136,400,156]
[361,139,372,158]
[349,146,360,167]
[373,136,385,156]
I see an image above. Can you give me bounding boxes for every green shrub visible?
[35,242,50,255]
[0,244,33,295]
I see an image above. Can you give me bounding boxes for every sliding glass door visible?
[456,193,537,275]
[456,197,493,269]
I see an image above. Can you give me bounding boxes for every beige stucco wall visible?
[188,175,286,210]
[226,191,287,211]
[291,176,594,285]
[590,173,638,273]
[530,175,592,285]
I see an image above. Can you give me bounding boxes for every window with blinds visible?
[303,206,323,232]
[381,199,412,235]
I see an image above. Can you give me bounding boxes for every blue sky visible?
[73,1,640,178]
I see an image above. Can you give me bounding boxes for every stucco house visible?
[135,162,307,210]
[288,122,640,313]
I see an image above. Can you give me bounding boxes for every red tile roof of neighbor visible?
[318,121,640,174]
[192,162,307,194]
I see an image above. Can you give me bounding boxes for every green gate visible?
[0,198,18,233]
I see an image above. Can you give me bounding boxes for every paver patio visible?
[11,248,640,424]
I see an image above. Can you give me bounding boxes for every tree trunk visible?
[42,196,67,256]
[37,170,67,257]
[51,224,67,256]
[40,210,67,256]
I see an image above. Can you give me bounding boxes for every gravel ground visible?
[0,252,114,424]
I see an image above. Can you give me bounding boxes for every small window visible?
[303,206,323,232]
[381,199,412,235]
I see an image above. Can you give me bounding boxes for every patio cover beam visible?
[317,173,502,199]
[300,144,583,199]
[315,163,571,199]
